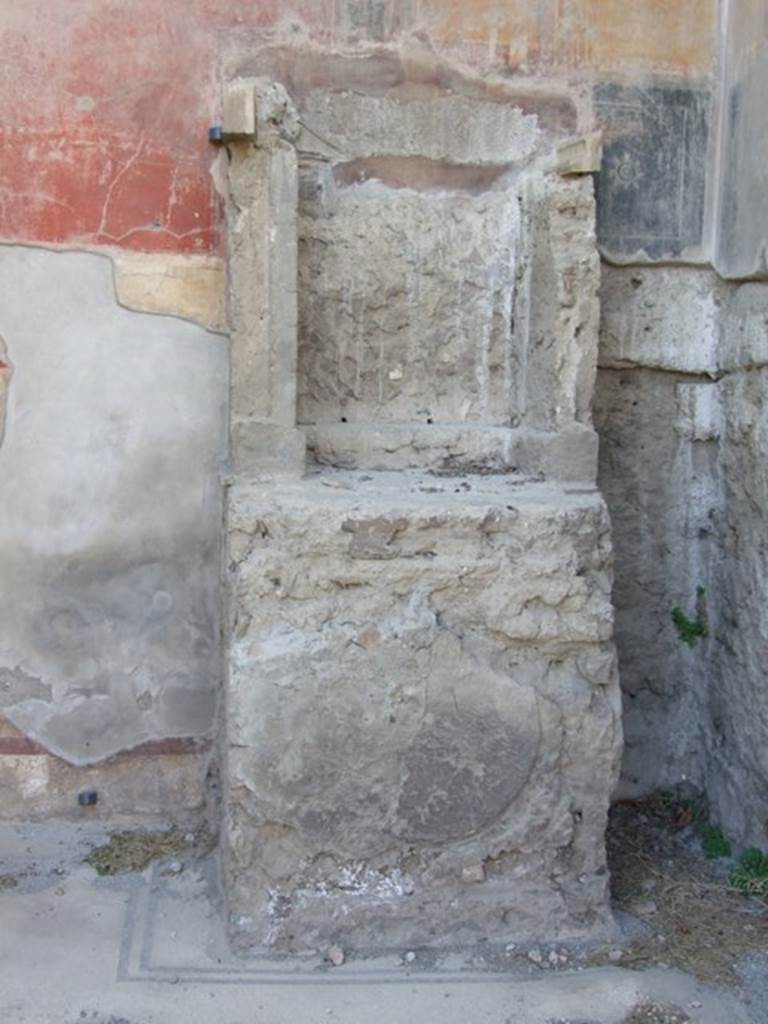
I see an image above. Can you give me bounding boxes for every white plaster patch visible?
[0,246,228,764]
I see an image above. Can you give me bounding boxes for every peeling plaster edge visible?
[597,361,768,381]
[0,239,229,338]
[0,732,212,763]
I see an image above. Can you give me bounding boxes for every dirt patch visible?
[85,826,215,876]
[597,793,768,985]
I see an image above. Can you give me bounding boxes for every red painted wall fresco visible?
[0,0,715,255]
[0,1,335,253]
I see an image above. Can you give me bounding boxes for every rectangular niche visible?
[297,178,523,428]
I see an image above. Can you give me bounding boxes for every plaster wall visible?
[2,0,766,869]
[0,246,227,814]
[588,0,768,857]
[0,0,716,255]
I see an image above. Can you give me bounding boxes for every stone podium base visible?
[224,470,621,951]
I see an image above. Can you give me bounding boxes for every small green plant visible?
[729,847,768,898]
[671,601,709,647]
[671,585,709,647]
[701,824,731,859]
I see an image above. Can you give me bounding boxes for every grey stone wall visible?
[595,267,721,801]
[596,262,768,851]
[590,0,768,852]
[707,283,768,848]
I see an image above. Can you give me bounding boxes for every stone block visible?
[228,141,299,431]
[222,78,257,138]
[230,421,306,477]
[303,423,597,481]
[224,473,621,950]
[708,359,768,847]
[552,132,603,175]
[298,91,540,165]
[675,381,722,442]
[599,265,720,375]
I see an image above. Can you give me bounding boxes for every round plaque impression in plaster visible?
[394,664,540,843]
[246,637,541,853]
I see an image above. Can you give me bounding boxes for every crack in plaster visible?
[0,331,11,448]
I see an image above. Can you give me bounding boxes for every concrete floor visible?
[0,824,754,1024]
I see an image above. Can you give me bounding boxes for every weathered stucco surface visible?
[226,475,620,948]
[220,63,621,950]
[298,170,598,443]
[0,246,228,766]
[706,284,768,848]
[289,70,600,476]
[0,0,715,255]
[298,186,523,427]
[0,0,765,952]
[596,263,768,851]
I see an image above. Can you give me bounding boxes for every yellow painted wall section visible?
[419,0,717,76]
